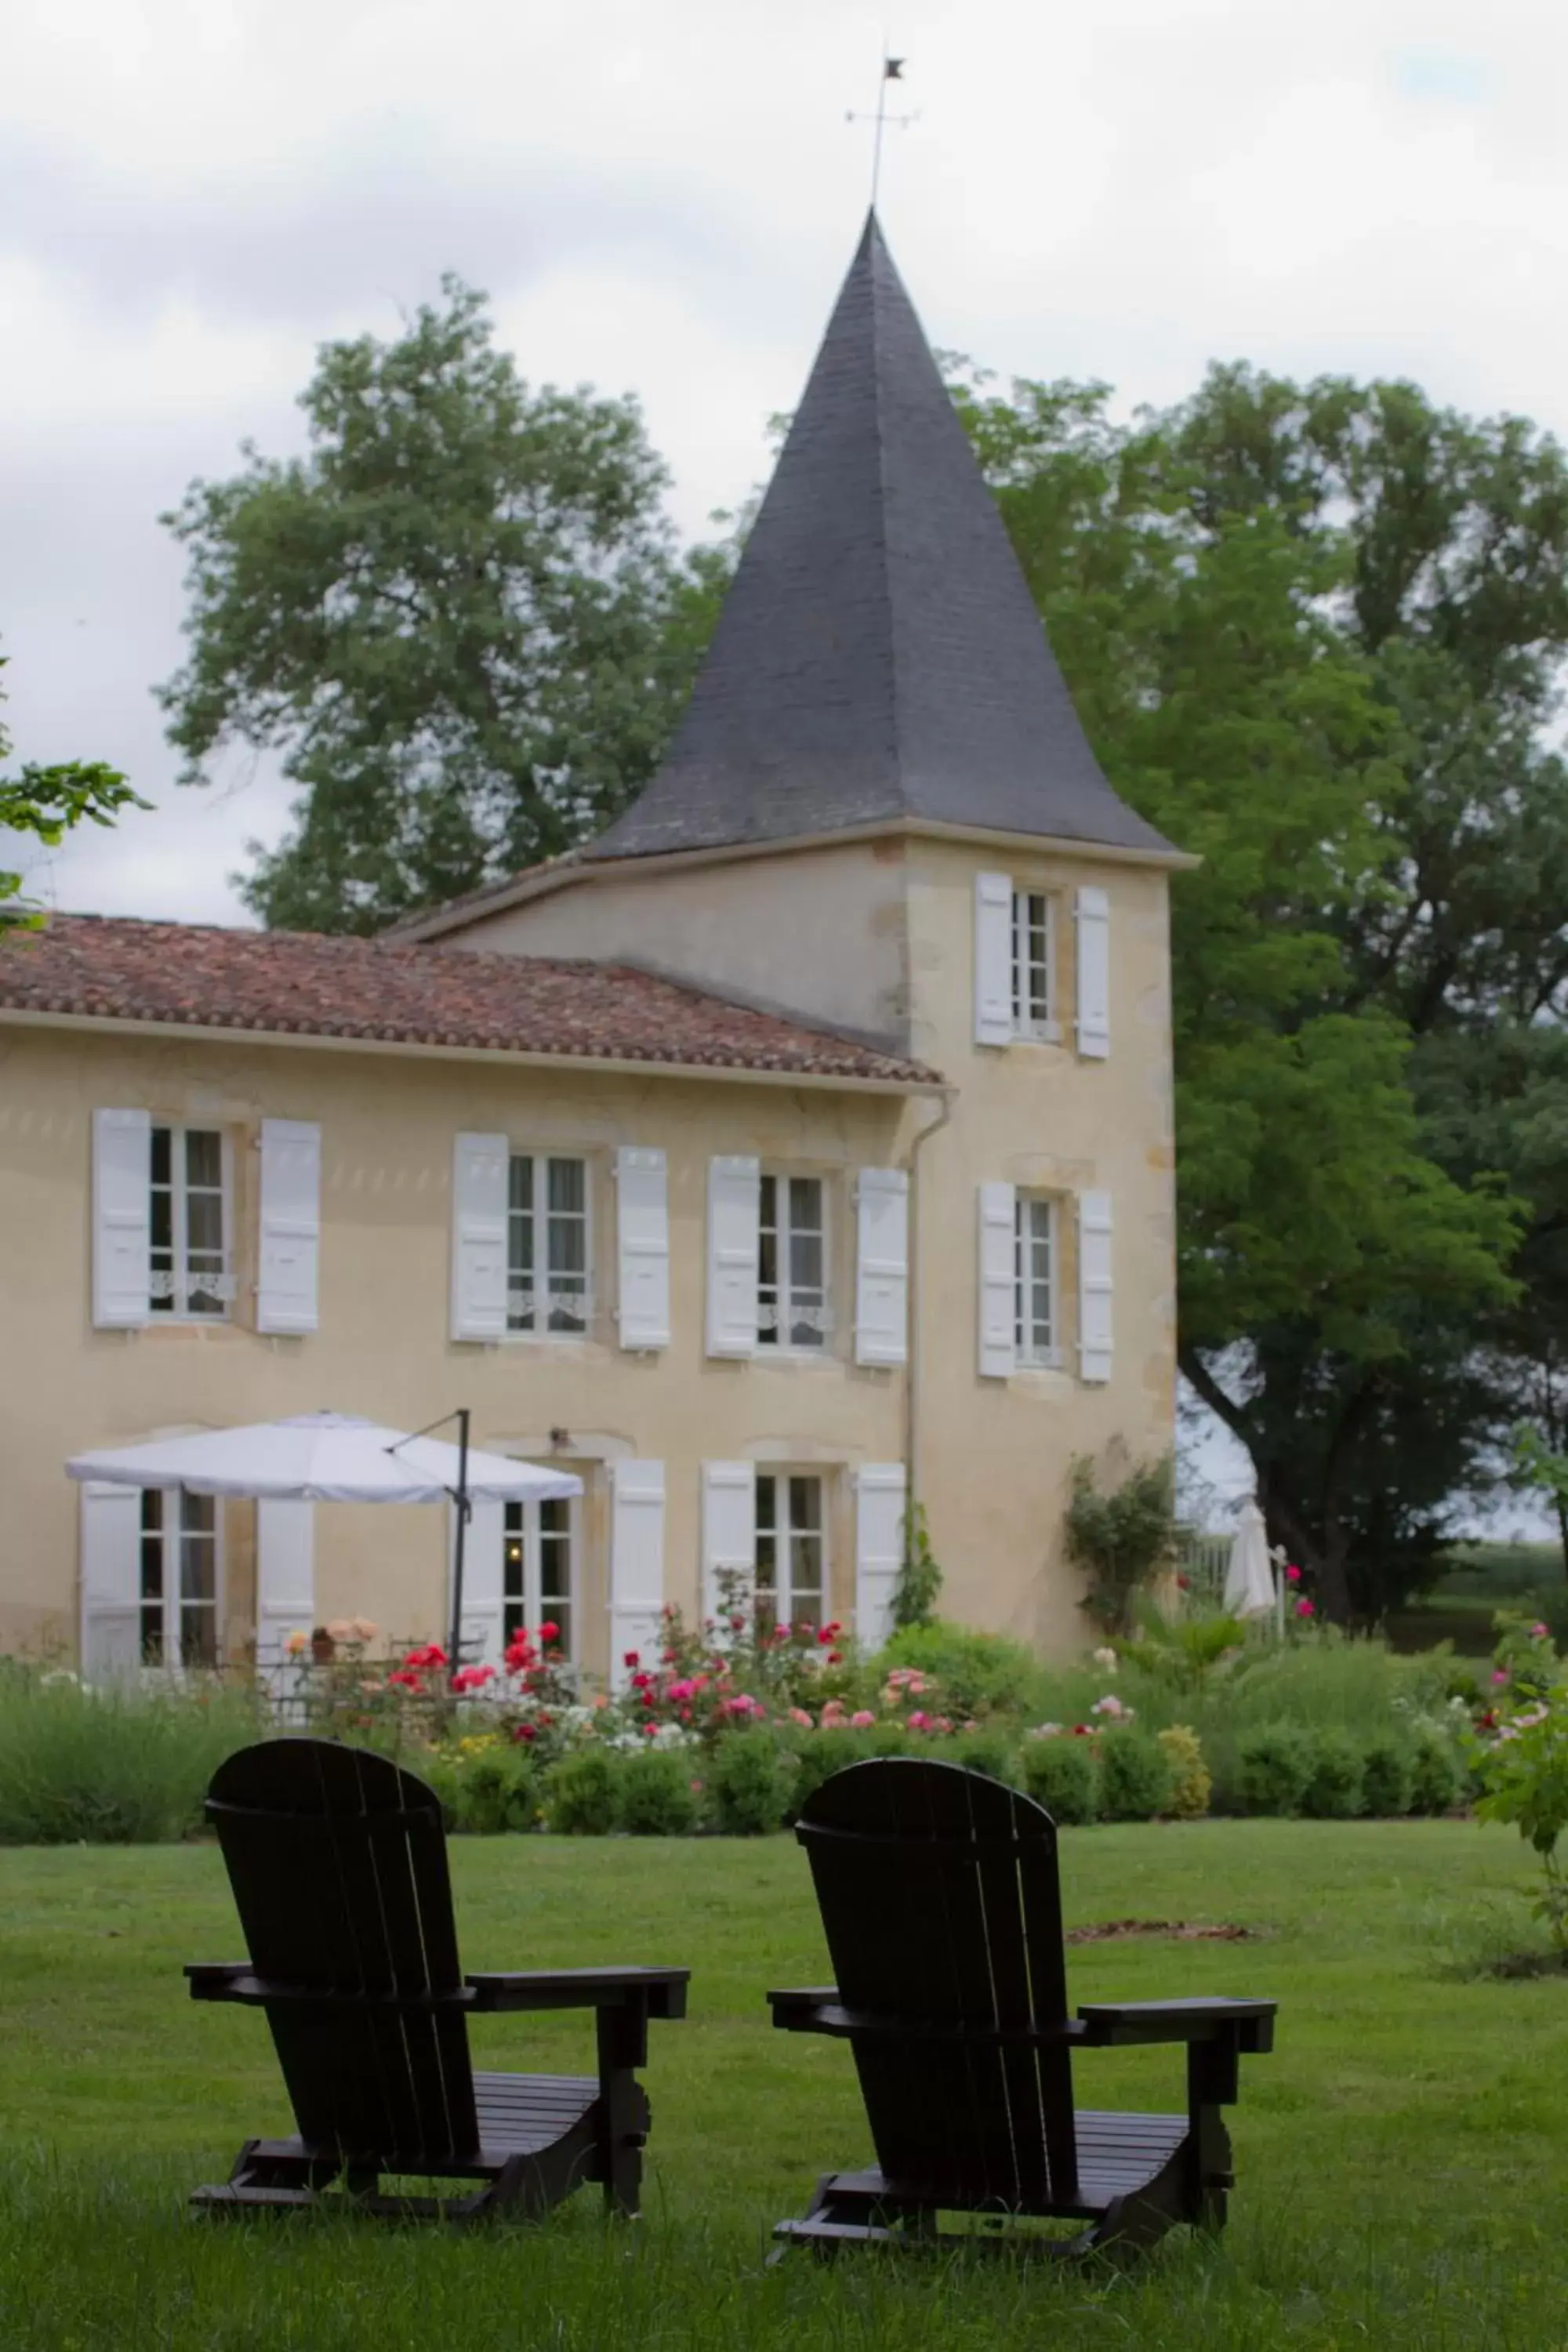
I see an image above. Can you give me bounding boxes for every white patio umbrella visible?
[66,1412,579,1507]
[1222,1497,1277,1621]
[66,1411,582,1665]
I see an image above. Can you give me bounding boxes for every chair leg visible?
[595,2004,652,2218]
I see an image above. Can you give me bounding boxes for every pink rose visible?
[1284,1564,1301,1583]
[851,1710,876,1729]
[1492,1669,1510,1685]
[1295,1598,1315,1619]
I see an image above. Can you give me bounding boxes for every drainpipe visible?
[904,1087,957,1554]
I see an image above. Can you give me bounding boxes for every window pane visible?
[140,1609,165,1664]
[185,1130,223,1191]
[140,1537,163,1602]
[507,1156,535,1331]
[503,1530,525,1606]
[547,1158,585,1216]
[757,1178,779,1345]
[151,1126,172,1185]
[180,1607,217,1670]
[508,1156,534,1213]
[141,1491,163,1534]
[546,1160,587,1330]
[180,1534,216,1605]
[755,1475,776,1531]
[789,1475,821,1530]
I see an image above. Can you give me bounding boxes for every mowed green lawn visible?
[2,1821,1566,2351]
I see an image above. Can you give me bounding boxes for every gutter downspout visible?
[904,1086,957,1558]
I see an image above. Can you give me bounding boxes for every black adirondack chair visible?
[186,1738,688,2220]
[769,1758,1275,2256]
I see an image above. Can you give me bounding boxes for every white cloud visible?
[4,0,1568,922]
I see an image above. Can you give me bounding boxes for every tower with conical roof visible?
[412,218,1180,1657]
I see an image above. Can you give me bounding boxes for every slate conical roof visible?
[589,213,1174,865]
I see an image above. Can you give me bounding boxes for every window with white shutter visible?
[974,871,1014,1047]
[855,1167,909,1367]
[706,1156,760,1357]
[609,1460,665,1687]
[615,1147,670,1350]
[1011,889,1058,1038]
[150,1126,232,1318]
[506,1153,591,1334]
[1075,886,1111,1059]
[701,1460,757,1624]
[79,1480,142,1677]
[1014,1192,1061,1368]
[92,1109,151,1328]
[855,1465,906,1650]
[256,1499,314,1685]
[758,1171,829,1349]
[450,1133,508,1341]
[256,1120,321,1334]
[1077,1189,1114,1382]
[755,1473,827,1632]
[977,1181,1017,1379]
[503,1494,578,1658]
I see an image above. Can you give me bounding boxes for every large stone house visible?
[0,216,1185,1685]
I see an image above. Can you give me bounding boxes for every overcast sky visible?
[7,0,1560,1530]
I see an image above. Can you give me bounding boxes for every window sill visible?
[1008,1022,1063,1046]
[1007,1363,1074,1397]
[753,1346,839,1368]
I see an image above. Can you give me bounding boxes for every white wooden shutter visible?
[855,1464,906,1650]
[1075,886,1111,1059]
[615,1146,670,1350]
[1078,1189,1114,1382]
[450,1497,506,1667]
[450,1132,509,1342]
[706,1155,760,1357]
[855,1167,909,1367]
[974,870,1014,1047]
[79,1480,141,1679]
[256,1120,321,1334]
[977,1180,1017,1379]
[609,1460,665,1688]
[92,1108,151,1328]
[256,1499,314,1704]
[702,1460,757,1624]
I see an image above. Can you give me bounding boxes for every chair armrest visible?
[768,1988,1087,2047]
[466,1965,688,2019]
[1077,1997,1276,2053]
[185,1964,253,2002]
[767,1985,840,2031]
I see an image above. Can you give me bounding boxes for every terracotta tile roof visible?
[0,914,939,1087]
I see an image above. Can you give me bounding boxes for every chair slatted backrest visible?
[796,1758,1078,2209]
[205,1738,481,2165]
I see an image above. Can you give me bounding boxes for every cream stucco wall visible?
[0,1022,910,1674]
[435,826,1179,1657]
[447,840,913,1051]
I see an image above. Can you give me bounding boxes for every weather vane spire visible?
[846,50,916,212]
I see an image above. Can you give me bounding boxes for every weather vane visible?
[847,52,916,211]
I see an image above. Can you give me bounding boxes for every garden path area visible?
[3,1820,1566,2352]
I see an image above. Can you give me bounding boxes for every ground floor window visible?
[503,1496,576,1657]
[755,1472,826,1634]
[139,1488,219,1667]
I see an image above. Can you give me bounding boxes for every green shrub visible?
[707,1732,789,1835]
[1236,1722,1314,1816]
[786,1729,873,1817]
[434,1741,536,1834]
[0,1675,260,1845]
[1097,1726,1174,1821]
[879,1622,1039,1718]
[617,1748,699,1836]
[1301,1728,1365,1819]
[1157,1723,1211,1819]
[1361,1737,1414,1817]
[1018,1733,1098,1824]
[1410,1730,1461,1815]
[546,1748,619,1835]
[944,1727,1017,1784]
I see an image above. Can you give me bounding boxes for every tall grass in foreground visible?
[0,2158,1558,2352]
[0,1670,260,1843]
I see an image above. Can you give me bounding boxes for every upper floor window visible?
[507,1154,590,1336]
[1011,889,1055,1038]
[140,1487,220,1667]
[150,1125,230,1318]
[759,1173,828,1349]
[1014,1192,1060,1368]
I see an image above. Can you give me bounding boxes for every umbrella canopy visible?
[66,1412,581,1506]
[1222,1499,1276,1620]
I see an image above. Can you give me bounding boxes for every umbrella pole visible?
[448,1407,471,1671]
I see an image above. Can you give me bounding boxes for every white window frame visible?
[138,1486,223,1671]
[505,1152,593,1338]
[1010,887,1060,1041]
[149,1124,234,1321]
[758,1170,831,1352]
[502,1491,580,1661]
[754,1470,829,1633]
[1014,1192,1062,1369]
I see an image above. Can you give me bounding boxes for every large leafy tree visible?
[1,649,140,935]
[957,365,1568,1619]
[159,278,714,934]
